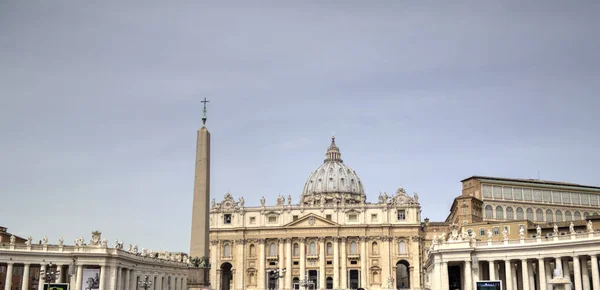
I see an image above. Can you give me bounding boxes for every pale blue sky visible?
[1,1,599,253]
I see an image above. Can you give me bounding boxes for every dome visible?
[300,137,366,205]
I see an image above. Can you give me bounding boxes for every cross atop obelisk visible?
[201,97,210,126]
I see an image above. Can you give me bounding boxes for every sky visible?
[1,1,599,253]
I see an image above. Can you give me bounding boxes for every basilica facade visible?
[208,138,423,290]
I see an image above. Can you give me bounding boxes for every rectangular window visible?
[249,217,256,224]
[326,214,332,220]
[293,261,299,266]
[348,214,357,222]
[523,189,533,201]
[533,190,542,202]
[561,192,571,204]
[492,227,500,235]
[269,261,277,266]
[493,186,502,199]
[571,193,580,205]
[552,191,561,203]
[542,190,552,202]
[293,215,299,221]
[590,194,599,206]
[483,185,493,198]
[224,214,232,224]
[581,193,590,205]
[513,188,523,200]
[479,229,486,236]
[350,261,358,265]
[371,214,378,222]
[326,261,332,265]
[502,187,512,199]
[397,210,406,221]
[268,216,278,223]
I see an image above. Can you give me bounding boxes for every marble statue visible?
[536,225,542,237]
[141,248,148,257]
[59,237,64,246]
[42,236,48,246]
[440,232,447,242]
[102,238,108,247]
[260,196,266,206]
[387,276,395,289]
[413,192,419,203]
[211,198,216,209]
[27,236,32,246]
[378,193,384,204]
[239,197,245,208]
[287,194,292,206]
[277,195,285,206]
[519,226,525,239]
[553,223,559,235]
[128,244,133,252]
[114,239,120,248]
[502,229,508,241]
[432,234,439,245]
[553,267,563,278]
[569,222,575,234]
[588,220,594,233]
[10,235,15,244]
[91,231,102,246]
[133,245,139,254]
[487,229,493,240]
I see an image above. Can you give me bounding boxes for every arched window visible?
[372,242,379,255]
[398,241,407,255]
[269,243,277,256]
[223,243,231,257]
[293,278,300,290]
[496,206,504,219]
[506,207,514,220]
[326,242,333,256]
[555,210,563,222]
[485,205,493,218]
[546,209,553,222]
[584,212,590,219]
[536,209,544,221]
[309,242,317,255]
[516,208,524,219]
[373,271,380,284]
[565,211,572,221]
[574,211,581,220]
[293,243,299,257]
[350,241,358,254]
[526,208,534,220]
[249,244,256,257]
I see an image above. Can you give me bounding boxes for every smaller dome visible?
[300,137,366,206]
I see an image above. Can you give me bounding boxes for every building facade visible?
[0,231,189,290]
[208,138,423,290]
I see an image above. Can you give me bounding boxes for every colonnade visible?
[434,254,600,290]
[1,262,187,290]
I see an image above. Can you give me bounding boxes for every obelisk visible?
[189,98,211,288]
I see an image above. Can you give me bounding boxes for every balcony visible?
[347,253,360,260]
[266,255,278,261]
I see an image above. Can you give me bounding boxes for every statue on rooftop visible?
[569,222,576,234]
[588,220,594,233]
[59,237,64,246]
[287,195,292,206]
[487,229,493,241]
[42,236,48,246]
[536,225,542,237]
[553,223,559,235]
[519,226,525,239]
[10,235,15,245]
[27,236,32,246]
[260,196,266,206]
[239,196,245,208]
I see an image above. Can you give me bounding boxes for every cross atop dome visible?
[325,135,343,163]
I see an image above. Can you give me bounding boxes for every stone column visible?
[360,237,367,288]
[210,240,218,289]
[521,260,530,290]
[56,265,64,283]
[464,260,472,290]
[340,238,347,289]
[99,266,107,290]
[441,261,449,290]
[123,268,130,290]
[110,266,119,290]
[573,256,583,290]
[545,262,553,290]
[590,255,600,290]
[528,262,535,290]
[76,265,84,290]
[4,262,13,290]
[128,270,137,290]
[504,260,513,290]
[155,274,162,290]
[581,257,590,290]
[22,264,30,290]
[511,262,518,290]
[434,259,442,290]
[489,261,496,280]
[333,237,340,289]
[258,239,266,290]
[319,238,326,290]
[538,259,547,290]
[278,238,285,290]
[381,237,390,289]
[39,264,47,290]
[285,238,293,290]
[564,258,573,290]
[555,257,564,276]
[236,240,245,290]
[299,238,306,281]
[117,267,123,290]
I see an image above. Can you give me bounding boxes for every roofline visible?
[461,176,600,190]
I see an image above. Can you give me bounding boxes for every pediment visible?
[284,213,340,228]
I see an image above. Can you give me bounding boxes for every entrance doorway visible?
[220,263,233,290]
[308,270,318,288]
[326,277,333,289]
[396,260,410,289]
[448,265,462,290]
[267,274,278,290]
[349,270,360,289]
